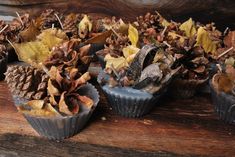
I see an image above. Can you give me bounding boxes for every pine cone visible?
[105,33,129,57]
[39,9,62,30]
[5,65,49,100]
[0,44,7,80]
[63,13,82,38]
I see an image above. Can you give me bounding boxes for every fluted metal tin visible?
[169,78,207,99]
[97,71,163,118]
[22,83,100,140]
[210,81,235,124]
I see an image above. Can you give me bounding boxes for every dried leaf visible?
[122,45,139,63]
[212,73,234,93]
[78,95,93,109]
[37,28,68,49]
[179,18,196,38]
[195,27,217,54]
[19,21,40,42]
[225,57,235,66]
[18,101,61,117]
[59,92,73,115]
[104,54,128,70]
[74,72,91,89]
[47,79,60,96]
[78,15,92,38]
[193,65,206,73]
[224,31,235,48]
[226,65,235,80]
[13,41,51,66]
[161,19,170,27]
[128,24,138,46]
[85,30,112,44]
[168,32,185,43]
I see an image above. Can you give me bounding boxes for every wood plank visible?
[0,81,235,156]
[0,0,234,30]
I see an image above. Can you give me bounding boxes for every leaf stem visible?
[15,12,23,26]
[217,46,234,59]
[54,13,63,29]
[161,26,167,36]
[0,24,8,34]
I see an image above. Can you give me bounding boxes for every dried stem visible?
[161,26,167,36]
[54,13,63,29]
[0,24,8,34]
[6,37,16,50]
[110,64,120,80]
[40,63,51,77]
[223,27,229,35]
[163,41,171,48]
[216,64,222,72]
[111,28,123,40]
[15,12,23,26]
[217,46,234,59]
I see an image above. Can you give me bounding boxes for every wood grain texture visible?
[0,80,235,157]
[0,0,234,30]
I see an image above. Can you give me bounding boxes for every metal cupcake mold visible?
[22,83,100,140]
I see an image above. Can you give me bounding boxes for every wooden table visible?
[0,80,235,157]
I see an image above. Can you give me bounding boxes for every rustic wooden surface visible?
[0,0,235,30]
[0,80,235,157]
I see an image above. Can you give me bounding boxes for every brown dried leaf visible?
[19,21,40,42]
[58,92,73,115]
[85,30,112,44]
[224,31,235,48]
[78,95,93,109]
[47,79,60,96]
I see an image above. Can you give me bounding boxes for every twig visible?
[6,37,16,50]
[111,28,123,40]
[217,46,234,59]
[161,26,167,36]
[0,24,8,34]
[223,27,229,35]
[163,41,171,48]
[216,64,222,72]
[110,64,120,80]
[52,23,55,29]
[40,63,51,77]
[54,13,63,29]
[15,12,23,26]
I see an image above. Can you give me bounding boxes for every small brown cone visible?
[5,65,49,100]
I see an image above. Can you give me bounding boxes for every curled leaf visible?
[37,28,68,49]
[179,18,196,38]
[59,92,73,115]
[195,27,217,54]
[78,15,92,39]
[19,21,40,42]
[78,95,93,109]
[18,101,61,117]
[122,45,140,63]
[13,41,51,66]
[47,79,60,96]
[168,32,185,43]
[104,54,128,70]
[128,24,138,46]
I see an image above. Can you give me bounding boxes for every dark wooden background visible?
[0,0,235,30]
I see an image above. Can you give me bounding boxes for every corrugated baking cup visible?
[169,78,207,99]
[210,81,235,124]
[98,70,162,118]
[22,83,100,140]
[0,52,8,80]
[101,85,161,118]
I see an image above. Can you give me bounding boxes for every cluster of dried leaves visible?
[1,10,112,117]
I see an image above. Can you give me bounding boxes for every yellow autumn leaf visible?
[37,28,68,50]
[18,101,61,117]
[179,18,196,37]
[161,19,170,27]
[195,27,217,54]
[128,24,138,46]
[13,41,51,65]
[104,54,128,70]
[168,32,186,43]
[78,15,92,38]
[122,45,140,63]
